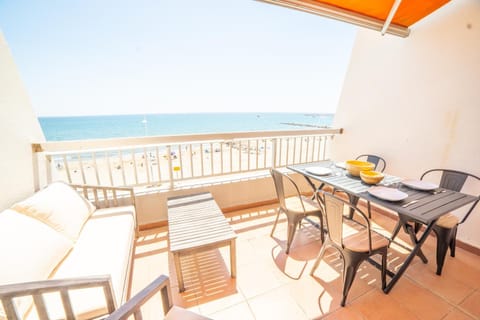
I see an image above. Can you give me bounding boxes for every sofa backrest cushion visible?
[11,181,96,241]
[0,209,73,319]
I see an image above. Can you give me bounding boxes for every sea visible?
[39,113,334,141]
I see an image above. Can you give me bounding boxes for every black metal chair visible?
[356,154,386,172]
[421,169,480,275]
[270,168,324,254]
[310,191,389,306]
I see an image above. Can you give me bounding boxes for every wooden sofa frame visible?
[0,275,116,320]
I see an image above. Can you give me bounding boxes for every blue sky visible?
[0,0,356,116]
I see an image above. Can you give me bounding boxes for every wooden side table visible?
[167,192,237,292]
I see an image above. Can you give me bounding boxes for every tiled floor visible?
[130,204,480,319]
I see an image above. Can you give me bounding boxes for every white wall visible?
[332,0,480,247]
[0,31,45,210]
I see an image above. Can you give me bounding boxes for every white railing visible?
[33,129,342,189]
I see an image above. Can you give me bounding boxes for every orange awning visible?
[258,0,450,37]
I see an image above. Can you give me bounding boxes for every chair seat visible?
[285,196,321,214]
[166,306,212,320]
[343,229,389,253]
[435,213,459,228]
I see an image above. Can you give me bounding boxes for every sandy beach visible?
[50,137,328,188]
[51,140,274,187]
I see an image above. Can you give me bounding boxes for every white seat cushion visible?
[11,182,96,240]
[0,210,73,319]
[41,206,135,319]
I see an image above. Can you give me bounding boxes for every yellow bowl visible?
[360,170,384,184]
[345,160,375,176]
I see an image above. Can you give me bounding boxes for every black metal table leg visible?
[404,222,428,263]
[384,221,435,293]
[347,194,360,219]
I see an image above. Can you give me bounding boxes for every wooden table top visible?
[167,192,236,252]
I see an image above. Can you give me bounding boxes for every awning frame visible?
[257,0,410,37]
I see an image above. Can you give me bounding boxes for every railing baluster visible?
[316,136,321,161]
[238,141,241,172]
[322,136,327,160]
[77,153,86,184]
[286,137,297,165]
[62,155,72,183]
[263,139,268,168]
[45,154,53,185]
[143,147,151,185]
[278,138,283,166]
[220,142,224,174]
[270,138,275,168]
[119,149,126,186]
[93,152,100,185]
[247,140,251,171]
[228,140,233,172]
[200,143,205,176]
[210,142,214,175]
[167,146,173,189]
[155,146,162,183]
[255,139,259,170]
[300,136,304,163]
[132,149,139,185]
[188,144,194,178]
[106,151,114,186]
[305,137,311,162]
[178,144,184,180]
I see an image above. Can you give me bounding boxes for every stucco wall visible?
[135,172,311,225]
[0,31,45,210]
[332,0,480,247]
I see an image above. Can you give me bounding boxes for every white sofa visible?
[0,182,137,319]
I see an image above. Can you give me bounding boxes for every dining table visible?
[287,160,479,293]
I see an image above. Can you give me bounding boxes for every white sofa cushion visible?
[0,209,73,319]
[42,206,135,319]
[11,182,96,240]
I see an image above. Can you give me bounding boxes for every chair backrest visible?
[356,154,386,172]
[322,192,344,246]
[270,168,305,213]
[421,169,480,223]
[319,191,372,250]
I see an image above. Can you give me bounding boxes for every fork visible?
[402,200,419,208]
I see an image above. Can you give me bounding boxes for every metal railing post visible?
[272,138,277,168]
[167,146,174,190]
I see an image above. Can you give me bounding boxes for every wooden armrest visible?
[105,275,173,320]
[0,275,116,320]
[70,184,135,209]
[71,184,139,236]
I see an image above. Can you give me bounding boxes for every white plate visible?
[368,186,408,201]
[335,162,346,169]
[305,167,332,176]
[402,179,438,191]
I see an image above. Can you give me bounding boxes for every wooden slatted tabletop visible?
[167,192,237,292]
